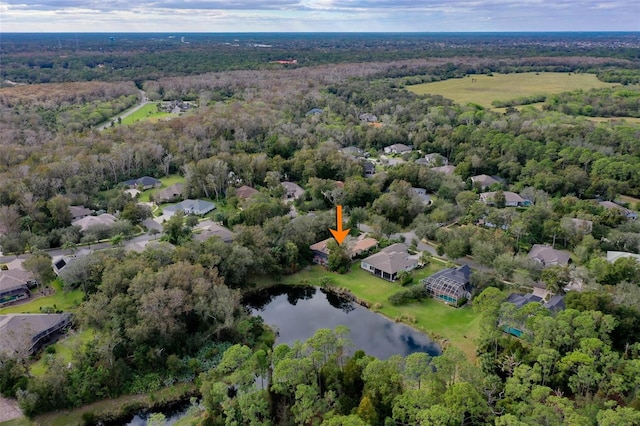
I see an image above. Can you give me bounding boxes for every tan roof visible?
[528,244,571,266]
[154,183,184,203]
[361,243,417,275]
[352,237,378,253]
[431,165,456,175]
[310,236,378,258]
[69,205,92,219]
[72,213,116,231]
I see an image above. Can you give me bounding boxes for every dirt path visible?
[0,396,23,422]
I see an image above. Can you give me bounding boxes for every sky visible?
[1,0,638,33]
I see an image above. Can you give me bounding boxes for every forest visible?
[0,33,640,425]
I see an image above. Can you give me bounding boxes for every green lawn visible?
[138,174,186,203]
[120,103,171,126]
[257,260,480,361]
[407,72,617,109]
[30,329,95,376]
[0,281,83,315]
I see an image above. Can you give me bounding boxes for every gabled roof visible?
[310,236,378,257]
[425,265,471,287]
[306,108,324,115]
[361,243,416,275]
[528,244,571,266]
[236,185,258,199]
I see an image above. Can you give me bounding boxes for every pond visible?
[244,285,441,359]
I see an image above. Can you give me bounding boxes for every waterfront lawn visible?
[0,281,83,315]
[259,261,480,360]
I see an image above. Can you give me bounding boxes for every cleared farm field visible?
[407,72,617,109]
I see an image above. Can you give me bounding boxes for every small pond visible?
[244,285,441,359]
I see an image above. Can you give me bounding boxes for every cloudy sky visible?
[1,0,638,32]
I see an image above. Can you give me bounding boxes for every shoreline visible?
[245,280,450,354]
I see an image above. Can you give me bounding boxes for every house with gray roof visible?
[282,182,305,200]
[0,313,72,355]
[528,244,571,267]
[123,176,162,190]
[423,265,472,307]
[416,153,448,167]
[0,270,36,307]
[470,174,504,190]
[411,187,433,206]
[193,221,235,243]
[69,205,93,221]
[598,200,638,220]
[360,243,417,281]
[607,251,640,264]
[502,292,565,337]
[383,144,412,155]
[163,199,216,217]
[480,191,531,207]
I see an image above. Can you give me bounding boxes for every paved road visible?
[96,90,151,131]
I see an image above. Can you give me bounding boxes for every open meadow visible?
[120,103,171,125]
[407,72,617,109]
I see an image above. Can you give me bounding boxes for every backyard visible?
[257,260,480,360]
[0,280,83,315]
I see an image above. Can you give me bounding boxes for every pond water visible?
[244,285,441,358]
[125,406,190,426]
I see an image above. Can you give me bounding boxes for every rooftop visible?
[71,213,116,231]
[528,244,571,266]
[361,243,415,275]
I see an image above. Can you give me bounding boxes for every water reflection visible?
[245,285,440,359]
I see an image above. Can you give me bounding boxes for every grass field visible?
[120,103,171,125]
[30,329,95,376]
[0,281,83,315]
[407,72,617,109]
[583,116,640,124]
[257,260,480,361]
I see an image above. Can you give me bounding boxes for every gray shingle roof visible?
[361,243,416,275]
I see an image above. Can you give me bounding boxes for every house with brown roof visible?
[236,185,259,200]
[416,153,448,167]
[310,236,378,266]
[528,244,571,267]
[360,243,418,281]
[153,183,184,203]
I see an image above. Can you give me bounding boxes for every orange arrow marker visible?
[329,205,350,245]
